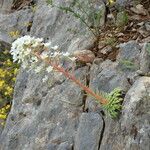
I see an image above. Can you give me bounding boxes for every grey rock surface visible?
[100,77,150,150]
[85,60,131,113]
[116,0,133,6]
[139,43,150,74]
[0,1,103,149]
[0,0,13,13]
[74,113,103,150]
[117,41,141,72]
[0,0,150,150]
[0,67,87,150]
[117,41,142,84]
[0,9,34,43]
[86,40,150,115]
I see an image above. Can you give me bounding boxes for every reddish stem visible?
[34,53,108,105]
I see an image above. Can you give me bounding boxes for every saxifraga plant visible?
[38,53,123,118]
[10,35,123,118]
[46,0,105,38]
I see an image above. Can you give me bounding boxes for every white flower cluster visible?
[10,35,44,69]
[10,35,76,78]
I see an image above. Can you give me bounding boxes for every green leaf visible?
[102,88,123,118]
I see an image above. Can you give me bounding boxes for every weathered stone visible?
[117,41,141,72]
[0,67,87,149]
[100,77,150,150]
[85,60,131,113]
[73,50,95,63]
[0,9,34,43]
[117,41,142,83]
[89,60,131,93]
[86,41,149,113]
[74,113,103,150]
[138,43,150,74]
[0,0,150,150]
[117,41,150,80]
[0,1,100,149]
[115,0,137,7]
[68,37,95,53]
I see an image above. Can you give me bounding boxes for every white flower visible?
[44,42,51,47]
[63,52,70,57]
[26,48,31,53]
[31,42,39,47]
[46,66,53,73]
[24,48,31,56]
[51,45,58,50]
[52,52,59,57]
[42,75,48,82]
[10,35,44,65]
[10,35,61,74]
[35,66,43,73]
[31,56,38,62]
[40,52,49,59]
[36,38,43,43]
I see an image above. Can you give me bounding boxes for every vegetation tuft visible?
[0,43,19,126]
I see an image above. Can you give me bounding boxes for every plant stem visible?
[75,1,90,21]
[34,52,108,105]
[76,1,101,36]
[74,15,97,37]
[54,4,97,37]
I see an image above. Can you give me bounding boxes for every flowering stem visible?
[34,53,108,105]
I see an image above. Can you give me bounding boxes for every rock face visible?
[100,77,150,150]
[0,0,150,150]
[74,113,103,150]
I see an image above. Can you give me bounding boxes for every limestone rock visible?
[74,113,103,150]
[138,43,150,75]
[85,60,131,113]
[0,0,150,150]
[0,68,87,150]
[73,50,95,63]
[100,77,150,150]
